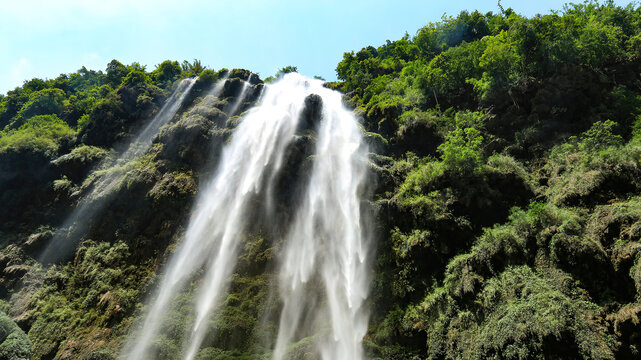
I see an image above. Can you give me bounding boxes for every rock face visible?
[157,107,228,170]
[297,94,323,133]
[52,146,109,184]
[0,149,58,234]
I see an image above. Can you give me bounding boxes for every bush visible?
[410,266,615,360]
[0,312,31,360]
[438,126,484,175]
[16,88,66,124]
[0,114,75,155]
[122,70,151,87]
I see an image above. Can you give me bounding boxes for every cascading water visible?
[271,77,372,360]
[122,73,313,360]
[121,73,372,360]
[39,78,197,263]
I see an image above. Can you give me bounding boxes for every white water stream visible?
[271,76,371,360]
[40,78,197,263]
[122,73,372,360]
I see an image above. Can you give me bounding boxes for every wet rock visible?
[3,265,29,279]
[24,229,54,255]
[183,96,228,127]
[227,69,263,85]
[52,145,109,183]
[221,78,246,99]
[298,94,323,133]
[157,113,228,170]
[364,132,389,154]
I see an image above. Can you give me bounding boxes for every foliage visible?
[106,60,128,87]
[437,126,483,175]
[412,266,615,359]
[152,61,182,86]
[278,66,298,74]
[0,115,75,155]
[122,70,152,87]
[1,2,641,360]
[16,88,66,125]
[345,2,641,359]
[26,241,146,359]
[181,59,206,78]
[0,312,31,360]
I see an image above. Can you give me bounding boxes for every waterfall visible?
[271,76,372,360]
[121,73,372,360]
[39,78,197,263]
[122,73,310,360]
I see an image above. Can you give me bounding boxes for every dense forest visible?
[2,1,641,359]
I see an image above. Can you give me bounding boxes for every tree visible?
[152,60,182,85]
[122,70,151,87]
[17,88,66,123]
[279,66,298,74]
[181,59,205,77]
[106,60,128,87]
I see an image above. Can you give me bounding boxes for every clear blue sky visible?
[0,0,635,94]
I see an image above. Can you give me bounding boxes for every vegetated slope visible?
[330,1,641,359]
[0,61,267,359]
[0,1,641,359]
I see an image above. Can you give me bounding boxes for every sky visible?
[0,0,636,94]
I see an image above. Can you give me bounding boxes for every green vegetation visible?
[0,312,31,360]
[0,58,258,359]
[0,115,75,155]
[1,1,641,359]
[264,65,299,83]
[338,1,641,359]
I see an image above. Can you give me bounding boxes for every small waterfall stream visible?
[40,78,197,263]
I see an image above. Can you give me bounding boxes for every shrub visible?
[411,266,615,360]
[0,114,75,155]
[16,88,66,124]
[438,126,483,175]
[578,120,623,152]
[122,70,151,87]
[0,312,31,360]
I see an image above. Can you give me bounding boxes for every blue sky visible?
[0,0,636,94]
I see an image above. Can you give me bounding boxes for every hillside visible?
[1,1,641,359]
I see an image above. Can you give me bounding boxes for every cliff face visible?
[1,3,641,359]
[0,67,273,359]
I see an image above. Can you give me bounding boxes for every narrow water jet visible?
[207,73,230,98]
[224,76,252,117]
[39,78,197,263]
[121,74,318,360]
[271,76,372,360]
